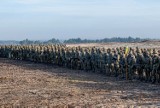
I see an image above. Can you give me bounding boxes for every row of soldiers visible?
[0,45,160,83]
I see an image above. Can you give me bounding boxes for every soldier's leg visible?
[145,69,149,82]
[105,64,109,76]
[99,62,102,73]
[120,65,124,78]
[84,61,87,71]
[111,63,114,76]
[86,61,89,71]
[92,62,95,72]
[108,64,112,76]
[129,66,134,80]
[151,69,156,83]
[75,60,78,70]
[158,71,160,83]
[156,70,160,83]
[122,66,126,79]
[71,59,73,69]
[79,60,83,70]
[102,63,107,74]
[77,61,81,70]
[114,65,118,77]
[86,61,90,71]
[141,68,145,81]
[103,64,107,75]
[137,66,142,80]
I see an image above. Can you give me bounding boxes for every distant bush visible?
[64,37,142,44]
[19,38,61,45]
[1,36,144,45]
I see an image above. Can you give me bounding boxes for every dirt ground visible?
[0,58,160,108]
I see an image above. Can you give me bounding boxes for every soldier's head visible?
[102,47,106,52]
[129,51,133,55]
[108,48,112,53]
[119,47,123,51]
[143,50,149,56]
[136,48,141,54]
[153,49,158,55]
[113,50,116,54]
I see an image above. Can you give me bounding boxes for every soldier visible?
[106,48,114,76]
[76,49,83,70]
[143,51,152,82]
[34,47,41,63]
[65,49,71,68]
[97,49,103,73]
[151,49,160,83]
[112,50,120,77]
[101,51,108,74]
[84,49,91,71]
[136,49,145,81]
[119,53,126,79]
[127,51,136,80]
[54,49,59,65]
[60,48,66,66]
[40,48,44,63]
[91,48,96,72]
[71,48,76,69]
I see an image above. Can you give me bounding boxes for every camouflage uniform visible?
[112,51,120,77]
[106,49,114,76]
[136,50,145,80]
[84,50,91,71]
[65,49,71,68]
[127,51,136,80]
[101,51,108,74]
[119,53,126,79]
[143,51,152,82]
[151,50,160,83]
[91,49,96,72]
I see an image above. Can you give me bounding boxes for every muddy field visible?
[0,58,160,108]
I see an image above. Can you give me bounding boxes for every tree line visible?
[0,37,145,45]
[63,37,142,44]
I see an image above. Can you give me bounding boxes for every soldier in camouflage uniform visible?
[91,48,96,72]
[71,48,76,69]
[136,49,145,81]
[143,51,152,82]
[65,49,71,68]
[112,50,120,77]
[127,51,136,80]
[151,49,160,83]
[84,49,91,71]
[119,53,126,79]
[106,48,114,76]
[97,49,103,73]
[101,51,108,74]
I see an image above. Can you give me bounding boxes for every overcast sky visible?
[0,0,160,40]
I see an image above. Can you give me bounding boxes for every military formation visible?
[0,45,160,83]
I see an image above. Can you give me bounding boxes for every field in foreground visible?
[0,58,160,108]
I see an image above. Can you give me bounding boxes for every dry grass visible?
[67,41,160,50]
[0,58,160,108]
